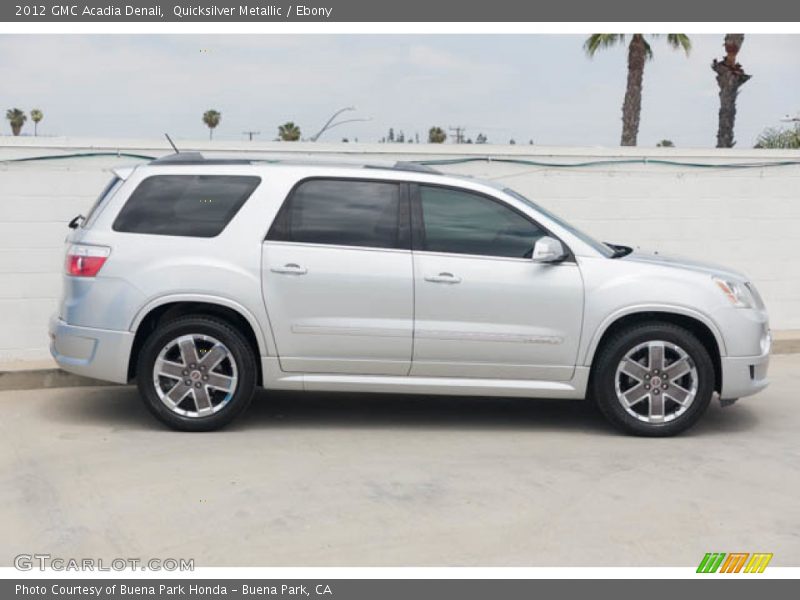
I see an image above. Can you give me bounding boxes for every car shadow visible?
[44,385,760,437]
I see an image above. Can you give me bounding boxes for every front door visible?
[410,184,584,381]
[262,178,413,375]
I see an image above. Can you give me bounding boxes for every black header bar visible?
[3,0,800,22]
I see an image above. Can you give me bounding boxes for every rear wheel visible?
[136,315,257,431]
[591,322,714,436]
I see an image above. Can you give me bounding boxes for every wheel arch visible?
[127,296,269,385]
[585,308,724,393]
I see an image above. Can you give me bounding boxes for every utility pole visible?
[242,131,261,141]
[448,126,466,144]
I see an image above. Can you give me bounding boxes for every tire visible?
[591,322,714,437]
[136,315,257,431]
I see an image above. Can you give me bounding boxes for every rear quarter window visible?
[82,176,122,228]
[112,175,261,237]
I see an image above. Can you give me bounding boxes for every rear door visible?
[262,178,413,375]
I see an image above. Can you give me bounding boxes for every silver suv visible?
[50,153,771,435]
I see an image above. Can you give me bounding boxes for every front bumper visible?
[49,315,134,384]
[720,350,770,400]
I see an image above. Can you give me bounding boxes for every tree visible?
[657,139,675,147]
[584,34,691,146]
[476,133,488,144]
[30,109,43,136]
[428,126,446,143]
[713,34,752,148]
[754,125,800,149]
[387,128,395,142]
[6,108,27,136]
[278,122,301,141]
[202,109,221,140]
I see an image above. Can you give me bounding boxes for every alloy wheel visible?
[152,334,239,418]
[614,340,698,423]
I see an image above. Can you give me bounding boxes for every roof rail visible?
[148,152,441,174]
[149,152,251,166]
[391,161,440,174]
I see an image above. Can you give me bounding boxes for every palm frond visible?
[583,34,625,57]
[666,34,692,55]
[642,38,653,59]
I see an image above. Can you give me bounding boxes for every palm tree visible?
[202,109,221,140]
[712,34,752,148]
[584,34,691,146]
[278,122,301,141]
[428,126,446,143]
[30,109,43,136]
[6,108,27,136]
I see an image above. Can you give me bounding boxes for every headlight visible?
[713,277,756,309]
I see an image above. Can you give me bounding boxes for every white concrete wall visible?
[1,137,798,362]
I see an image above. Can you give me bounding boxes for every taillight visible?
[65,244,110,277]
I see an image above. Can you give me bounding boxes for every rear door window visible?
[113,175,260,237]
[267,179,405,249]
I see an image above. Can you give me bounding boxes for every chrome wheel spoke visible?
[649,392,665,421]
[199,344,228,370]
[620,358,648,381]
[206,372,234,391]
[155,359,185,380]
[178,337,200,366]
[648,342,665,372]
[166,381,191,405]
[665,383,691,405]
[665,357,692,382]
[193,386,212,413]
[621,383,648,407]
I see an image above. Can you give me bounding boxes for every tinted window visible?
[419,186,545,258]
[268,179,403,249]
[113,175,260,237]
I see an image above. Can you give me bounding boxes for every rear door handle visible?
[271,263,308,275]
[424,272,461,284]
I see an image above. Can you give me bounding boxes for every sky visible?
[1,34,799,148]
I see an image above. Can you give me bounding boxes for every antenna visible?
[165,133,180,154]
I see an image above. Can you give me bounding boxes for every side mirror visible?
[532,236,568,263]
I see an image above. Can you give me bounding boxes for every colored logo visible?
[697,552,773,573]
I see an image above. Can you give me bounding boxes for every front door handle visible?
[425,272,461,284]
[271,263,308,275]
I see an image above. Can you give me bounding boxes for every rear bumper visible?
[720,351,770,400]
[48,315,134,384]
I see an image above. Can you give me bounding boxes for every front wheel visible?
[136,315,257,431]
[591,322,715,437]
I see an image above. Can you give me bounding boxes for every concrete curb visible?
[0,369,120,391]
[1,338,797,392]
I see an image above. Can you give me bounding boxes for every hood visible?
[621,247,747,281]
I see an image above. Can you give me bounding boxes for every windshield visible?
[504,188,615,258]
